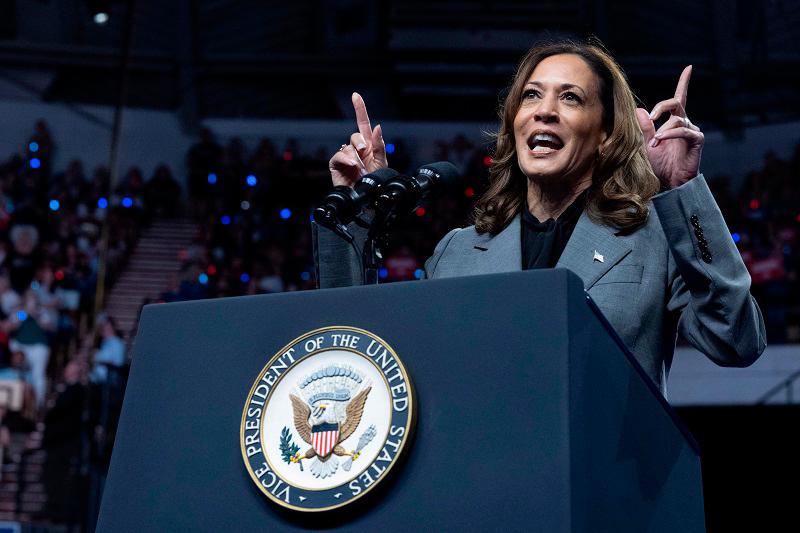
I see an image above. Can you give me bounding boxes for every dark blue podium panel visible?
[97,269,703,532]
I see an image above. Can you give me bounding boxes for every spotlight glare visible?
[30,158,41,169]
[29,142,39,152]
[207,173,217,184]
[246,175,257,187]
[49,199,60,211]
[280,208,291,219]
[121,197,133,208]
[94,12,109,25]
[97,197,108,209]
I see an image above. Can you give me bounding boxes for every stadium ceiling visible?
[0,0,798,132]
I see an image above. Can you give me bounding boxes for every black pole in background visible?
[87,1,138,530]
[93,0,138,320]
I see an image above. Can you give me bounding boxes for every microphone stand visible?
[362,205,398,285]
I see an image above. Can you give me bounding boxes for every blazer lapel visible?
[556,211,632,289]
[468,215,522,275]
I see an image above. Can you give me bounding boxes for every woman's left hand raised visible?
[635,66,704,189]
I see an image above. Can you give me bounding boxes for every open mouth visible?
[528,132,564,153]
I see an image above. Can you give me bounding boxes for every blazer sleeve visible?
[652,174,767,367]
[312,221,368,288]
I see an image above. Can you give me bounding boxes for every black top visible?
[521,193,587,270]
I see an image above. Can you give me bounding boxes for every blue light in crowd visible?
[280,208,291,219]
[31,281,40,290]
[379,268,388,279]
[198,273,209,285]
[97,197,108,209]
[414,269,424,279]
[29,142,39,152]
[246,175,257,187]
[732,232,741,243]
[30,158,41,169]
[300,271,311,281]
[16,310,27,321]
[240,273,251,283]
[221,215,231,225]
[207,173,217,184]
[385,143,395,154]
[122,197,133,208]
[49,199,60,211]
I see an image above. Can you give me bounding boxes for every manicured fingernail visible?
[649,138,658,147]
[649,111,656,119]
[356,142,366,150]
[376,124,382,137]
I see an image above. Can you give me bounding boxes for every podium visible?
[97,269,704,531]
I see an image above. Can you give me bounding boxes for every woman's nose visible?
[534,96,559,122]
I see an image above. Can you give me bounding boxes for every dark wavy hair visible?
[473,39,659,235]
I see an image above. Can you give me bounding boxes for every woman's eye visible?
[562,92,582,103]
[522,89,540,99]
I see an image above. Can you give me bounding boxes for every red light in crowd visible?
[749,199,760,210]
[796,213,800,223]
[415,207,426,217]
[54,270,64,281]
[207,265,217,275]
[282,150,293,161]
[464,187,475,198]
[483,156,493,167]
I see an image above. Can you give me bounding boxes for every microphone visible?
[375,161,459,215]
[314,167,400,241]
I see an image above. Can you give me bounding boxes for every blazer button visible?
[701,252,713,263]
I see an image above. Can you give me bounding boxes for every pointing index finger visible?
[674,65,692,109]
[352,92,373,141]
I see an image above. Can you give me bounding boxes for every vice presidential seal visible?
[240,326,415,512]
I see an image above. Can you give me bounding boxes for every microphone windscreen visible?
[417,161,460,183]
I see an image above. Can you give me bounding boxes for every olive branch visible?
[279,426,303,471]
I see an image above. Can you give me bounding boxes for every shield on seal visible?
[311,422,339,458]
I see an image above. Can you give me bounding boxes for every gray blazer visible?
[314,175,766,394]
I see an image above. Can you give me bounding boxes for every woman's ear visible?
[597,132,611,158]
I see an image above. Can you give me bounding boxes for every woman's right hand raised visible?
[328,93,388,188]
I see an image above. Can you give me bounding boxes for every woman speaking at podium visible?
[314,39,766,394]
